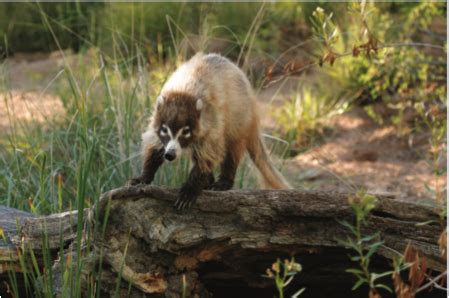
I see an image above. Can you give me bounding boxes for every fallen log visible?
[0,186,445,297]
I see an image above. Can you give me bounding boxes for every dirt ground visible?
[1,53,446,205]
[283,107,446,204]
[258,77,446,205]
[0,52,67,133]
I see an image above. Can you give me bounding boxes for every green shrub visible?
[326,2,446,120]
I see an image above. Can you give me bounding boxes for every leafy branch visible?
[263,3,445,88]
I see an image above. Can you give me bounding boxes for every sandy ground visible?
[282,108,446,204]
[0,91,64,133]
[1,53,446,204]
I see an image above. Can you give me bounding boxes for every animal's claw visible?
[175,185,199,210]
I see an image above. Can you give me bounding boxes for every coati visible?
[130,53,291,209]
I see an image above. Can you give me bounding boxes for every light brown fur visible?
[141,52,290,190]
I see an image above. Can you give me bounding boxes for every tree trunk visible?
[0,186,445,297]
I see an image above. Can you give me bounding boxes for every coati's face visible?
[154,93,202,161]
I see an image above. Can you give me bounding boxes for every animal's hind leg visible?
[211,140,246,191]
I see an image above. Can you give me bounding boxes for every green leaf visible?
[399,262,412,271]
[339,220,357,235]
[351,279,366,291]
[360,233,378,242]
[371,270,394,281]
[374,283,393,293]
[341,239,357,249]
[366,241,384,259]
[346,268,365,275]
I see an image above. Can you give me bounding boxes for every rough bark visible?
[0,186,445,297]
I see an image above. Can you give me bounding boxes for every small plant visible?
[340,191,393,297]
[273,86,348,151]
[310,6,340,66]
[263,257,305,298]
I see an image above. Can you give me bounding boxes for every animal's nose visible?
[164,149,176,161]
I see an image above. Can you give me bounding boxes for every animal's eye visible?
[182,127,191,137]
[160,126,168,135]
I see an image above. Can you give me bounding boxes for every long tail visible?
[247,134,292,189]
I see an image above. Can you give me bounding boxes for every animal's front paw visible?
[210,179,233,191]
[175,185,200,210]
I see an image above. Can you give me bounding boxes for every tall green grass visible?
[0,4,295,296]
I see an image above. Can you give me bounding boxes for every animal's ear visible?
[156,95,165,108]
[196,98,203,111]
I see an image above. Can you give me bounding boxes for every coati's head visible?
[154,93,202,161]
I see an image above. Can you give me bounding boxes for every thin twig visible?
[416,270,447,293]
[262,62,318,89]
[262,40,445,89]
[383,42,445,50]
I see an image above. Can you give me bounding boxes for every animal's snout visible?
[164,149,176,161]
